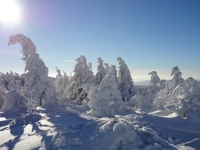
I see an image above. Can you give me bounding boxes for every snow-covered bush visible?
[2,77,27,111]
[117,57,135,101]
[8,34,51,110]
[0,71,24,91]
[153,66,200,121]
[42,77,58,105]
[153,66,184,111]
[128,94,152,111]
[88,72,125,117]
[0,76,6,109]
[95,57,105,85]
[173,77,200,119]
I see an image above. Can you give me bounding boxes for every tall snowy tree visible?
[171,66,184,89]
[63,71,69,89]
[95,57,105,85]
[104,63,110,75]
[73,55,92,85]
[88,62,94,83]
[117,57,135,101]
[8,34,49,109]
[110,65,118,85]
[148,71,160,95]
[66,56,91,104]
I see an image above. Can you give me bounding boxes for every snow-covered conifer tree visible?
[95,57,105,85]
[104,63,110,75]
[171,66,184,89]
[55,67,63,89]
[54,67,64,100]
[117,57,135,101]
[63,71,69,89]
[88,62,94,83]
[56,67,62,78]
[0,75,6,109]
[148,71,160,95]
[67,56,91,104]
[110,65,119,87]
[8,34,49,108]
[73,56,92,86]
[148,71,160,88]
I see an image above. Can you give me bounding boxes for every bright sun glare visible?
[0,0,21,24]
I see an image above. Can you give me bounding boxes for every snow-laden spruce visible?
[117,57,135,101]
[8,34,52,112]
[95,57,105,85]
[88,72,125,117]
[66,56,91,104]
[148,71,160,93]
[171,66,184,90]
[104,63,111,75]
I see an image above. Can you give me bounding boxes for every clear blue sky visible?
[0,0,200,81]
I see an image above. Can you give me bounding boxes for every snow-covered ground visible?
[0,104,199,150]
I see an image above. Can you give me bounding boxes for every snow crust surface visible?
[0,104,199,150]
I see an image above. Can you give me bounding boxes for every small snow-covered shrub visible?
[129,94,152,111]
[88,73,125,117]
[2,89,27,111]
[174,77,200,120]
[0,86,6,109]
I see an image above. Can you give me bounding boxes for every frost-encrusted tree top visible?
[8,34,48,76]
[117,57,135,100]
[9,34,36,61]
